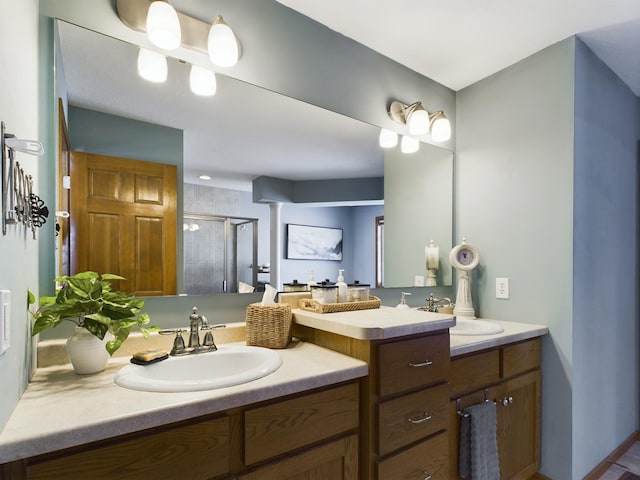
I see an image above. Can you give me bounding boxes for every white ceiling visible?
[277,0,640,94]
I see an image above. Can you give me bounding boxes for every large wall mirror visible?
[54,20,453,295]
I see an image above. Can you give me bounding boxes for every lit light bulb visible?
[407,107,429,136]
[190,65,217,96]
[378,128,398,148]
[400,136,419,154]
[431,114,451,142]
[137,48,167,83]
[146,1,181,50]
[208,15,240,67]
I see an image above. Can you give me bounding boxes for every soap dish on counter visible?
[298,296,381,314]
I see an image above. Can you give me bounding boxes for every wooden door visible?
[70,151,177,296]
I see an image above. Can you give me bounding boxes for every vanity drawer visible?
[377,383,449,456]
[244,382,359,465]
[377,332,449,397]
[450,349,500,397]
[25,415,230,480]
[377,430,449,480]
[502,337,541,379]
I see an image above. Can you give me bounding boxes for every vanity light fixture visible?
[400,135,419,154]
[190,65,217,96]
[388,100,452,142]
[146,1,181,50]
[137,47,168,82]
[208,15,241,67]
[378,128,398,148]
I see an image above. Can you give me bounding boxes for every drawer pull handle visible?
[419,472,432,480]
[408,360,433,367]
[408,413,432,424]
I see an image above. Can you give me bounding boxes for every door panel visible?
[70,151,177,295]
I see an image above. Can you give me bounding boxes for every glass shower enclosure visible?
[183,213,258,294]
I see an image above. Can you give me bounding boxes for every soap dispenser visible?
[336,269,348,303]
[396,292,412,309]
[307,270,317,291]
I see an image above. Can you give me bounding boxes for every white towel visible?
[458,401,500,480]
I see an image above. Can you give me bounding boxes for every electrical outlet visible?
[496,278,509,299]
[0,290,10,355]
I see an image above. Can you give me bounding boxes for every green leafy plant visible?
[28,271,158,355]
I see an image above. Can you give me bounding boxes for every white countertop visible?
[293,305,456,339]
[0,340,368,464]
[449,318,549,357]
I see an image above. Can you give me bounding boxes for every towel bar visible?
[456,389,495,418]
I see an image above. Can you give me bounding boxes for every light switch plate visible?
[0,289,10,355]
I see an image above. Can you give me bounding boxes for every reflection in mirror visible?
[384,145,453,287]
[55,20,453,295]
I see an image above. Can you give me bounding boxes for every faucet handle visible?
[159,329,188,355]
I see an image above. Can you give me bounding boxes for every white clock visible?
[449,238,479,319]
[449,242,480,271]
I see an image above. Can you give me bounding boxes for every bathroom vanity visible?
[0,341,367,480]
[0,310,547,480]
[292,307,548,480]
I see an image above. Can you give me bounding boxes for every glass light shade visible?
[190,65,217,96]
[378,128,398,148]
[407,107,430,136]
[146,1,181,50]
[431,114,451,142]
[400,135,420,154]
[208,16,240,67]
[137,48,167,83]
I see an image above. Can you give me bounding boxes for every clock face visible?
[457,248,475,266]
[449,242,480,271]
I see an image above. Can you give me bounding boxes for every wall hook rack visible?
[1,121,47,238]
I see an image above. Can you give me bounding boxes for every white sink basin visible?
[114,344,283,392]
[450,318,504,336]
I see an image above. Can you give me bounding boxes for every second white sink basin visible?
[450,318,504,336]
[114,344,283,392]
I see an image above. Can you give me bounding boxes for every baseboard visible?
[528,473,552,480]
[584,431,640,480]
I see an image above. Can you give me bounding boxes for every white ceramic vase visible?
[66,326,112,374]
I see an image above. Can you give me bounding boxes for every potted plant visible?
[28,271,158,374]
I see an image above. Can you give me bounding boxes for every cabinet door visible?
[238,434,358,480]
[497,370,541,480]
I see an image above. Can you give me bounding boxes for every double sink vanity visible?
[0,306,547,480]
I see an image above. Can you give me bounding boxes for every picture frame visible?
[286,224,343,261]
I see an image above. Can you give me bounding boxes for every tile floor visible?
[599,441,640,479]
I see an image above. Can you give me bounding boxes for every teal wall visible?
[0,0,43,430]
[456,39,576,478]
[572,38,640,477]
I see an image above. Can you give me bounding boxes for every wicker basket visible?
[245,303,292,349]
[298,296,381,314]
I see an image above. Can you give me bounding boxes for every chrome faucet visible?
[159,307,225,356]
[419,294,453,313]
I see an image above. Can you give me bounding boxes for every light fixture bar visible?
[117,0,242,63]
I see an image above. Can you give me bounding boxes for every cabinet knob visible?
[408,360,433,367]
[408,413,433,424]
[502,396,514,406]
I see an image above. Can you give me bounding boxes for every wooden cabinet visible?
[449,337,542,480]
[238,434,358,480]
[293,325,450,480]
[18,415,231,480]
[1,381,359,480]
